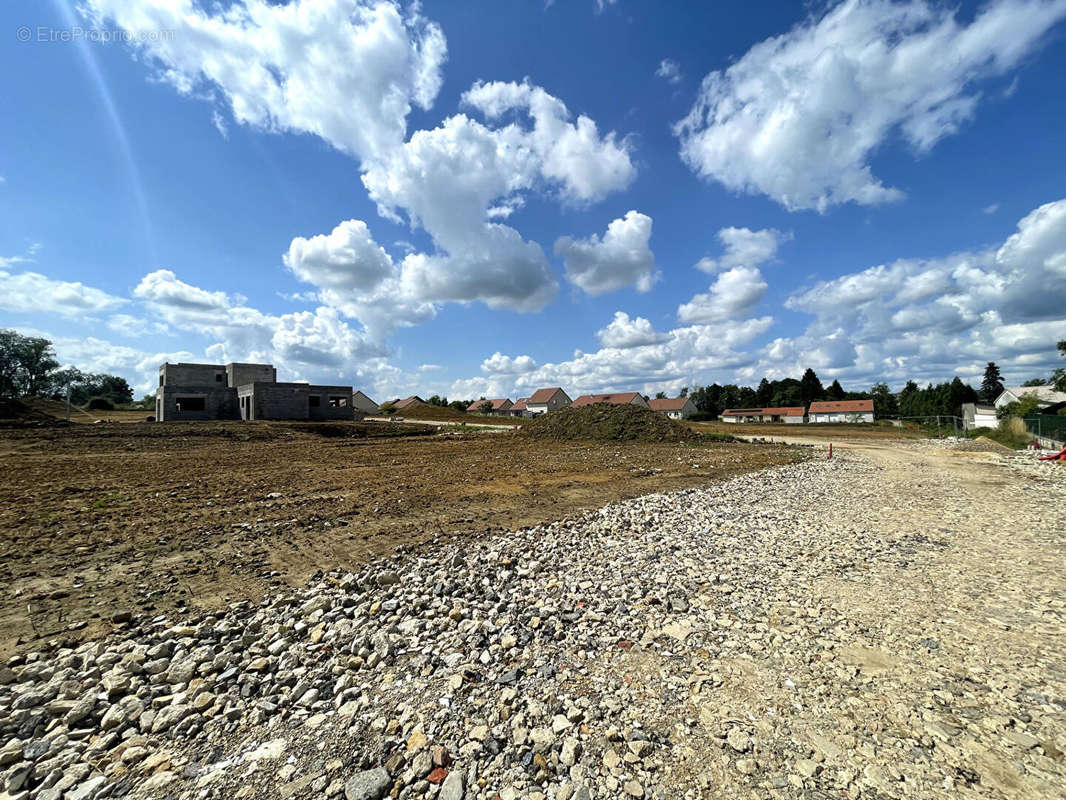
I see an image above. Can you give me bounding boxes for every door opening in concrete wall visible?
[176,397,206,412]
[329,396,348,407]
[309,395,321,408]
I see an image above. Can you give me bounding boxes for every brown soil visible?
[0,420,801,658]
[522,404,699,442]
[386,400,469,421]
[391,401,528,426]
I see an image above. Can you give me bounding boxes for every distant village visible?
[154,360,1066,430]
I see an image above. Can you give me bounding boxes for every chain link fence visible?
[1024,414,1066,445]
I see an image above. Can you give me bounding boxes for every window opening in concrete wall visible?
[329,396,347,407]
[216,374,223,382]
[176,397,206,412]
[309,396,321,407]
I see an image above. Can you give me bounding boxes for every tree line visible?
[688,367,992,421]
[0,330,135,408]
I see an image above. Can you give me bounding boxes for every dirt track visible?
[0,421,800,659]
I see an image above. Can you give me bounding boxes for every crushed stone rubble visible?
[2,443,1064,800]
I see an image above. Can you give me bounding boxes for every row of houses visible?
[719,399,875,424]
[454,387,702,420]
[163,362,1062,429]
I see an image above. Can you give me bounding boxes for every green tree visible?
[95,375,133,405]
[1054,340,1066,393]
[654,391,666,399]
[66,373,133,406]
[869,383,898,418]
[0,330,60,399]
[825,379,845,401]
[756,378,772,405]
[46,367,86,399]
[997,394,1044,419]
[948,376,979,415]
[981,362,1004,403]
[799,368,824,405]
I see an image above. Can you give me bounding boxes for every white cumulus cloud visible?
[696,227,790,273]
[0,268,126,317]
[555,211,659,295]
[461,80,635,204]
[596,312,668,349]
[82,0,447,165]
[676,0,1066,211]
[481,352,538,374]
[757,198,1066,385]
[678,266,769,323]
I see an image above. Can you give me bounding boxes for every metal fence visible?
[895,415,965,436]
[1024,414,1066,441]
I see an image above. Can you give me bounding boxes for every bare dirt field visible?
[0,420,800,659]
[688,419,926,440]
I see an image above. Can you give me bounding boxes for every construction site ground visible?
[0,420,801,659]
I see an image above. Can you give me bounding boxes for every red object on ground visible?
[1037,445,1066,461]
[427,768,449,784]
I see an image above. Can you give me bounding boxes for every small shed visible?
[961,402,997,430]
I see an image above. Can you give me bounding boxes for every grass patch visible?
[91,491,128,510]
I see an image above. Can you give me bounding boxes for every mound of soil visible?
[396,401,469,422]
[520,403,698,443]
[974,435,1014,451]
[0,398,69,428]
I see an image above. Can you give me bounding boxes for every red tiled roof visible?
[808,399,873,413]
[390,396,423,409]
[466,398,512,412]
[648,397,692,411]
[721,407,806,416]
[528,387,565,404]
[512,398,528,411]
[571,392,642,407]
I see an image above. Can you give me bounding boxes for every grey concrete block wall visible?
[157,386,239,421]
[227,363,276,387]
[239,383,353,421]
[159,363,228,389]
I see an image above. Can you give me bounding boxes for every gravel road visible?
[2,440,1063,800]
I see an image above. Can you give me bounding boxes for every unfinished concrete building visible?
[155,362,354,422]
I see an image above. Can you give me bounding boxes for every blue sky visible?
[2,0,1065,402]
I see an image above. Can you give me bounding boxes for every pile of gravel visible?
[520,405,698,443]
